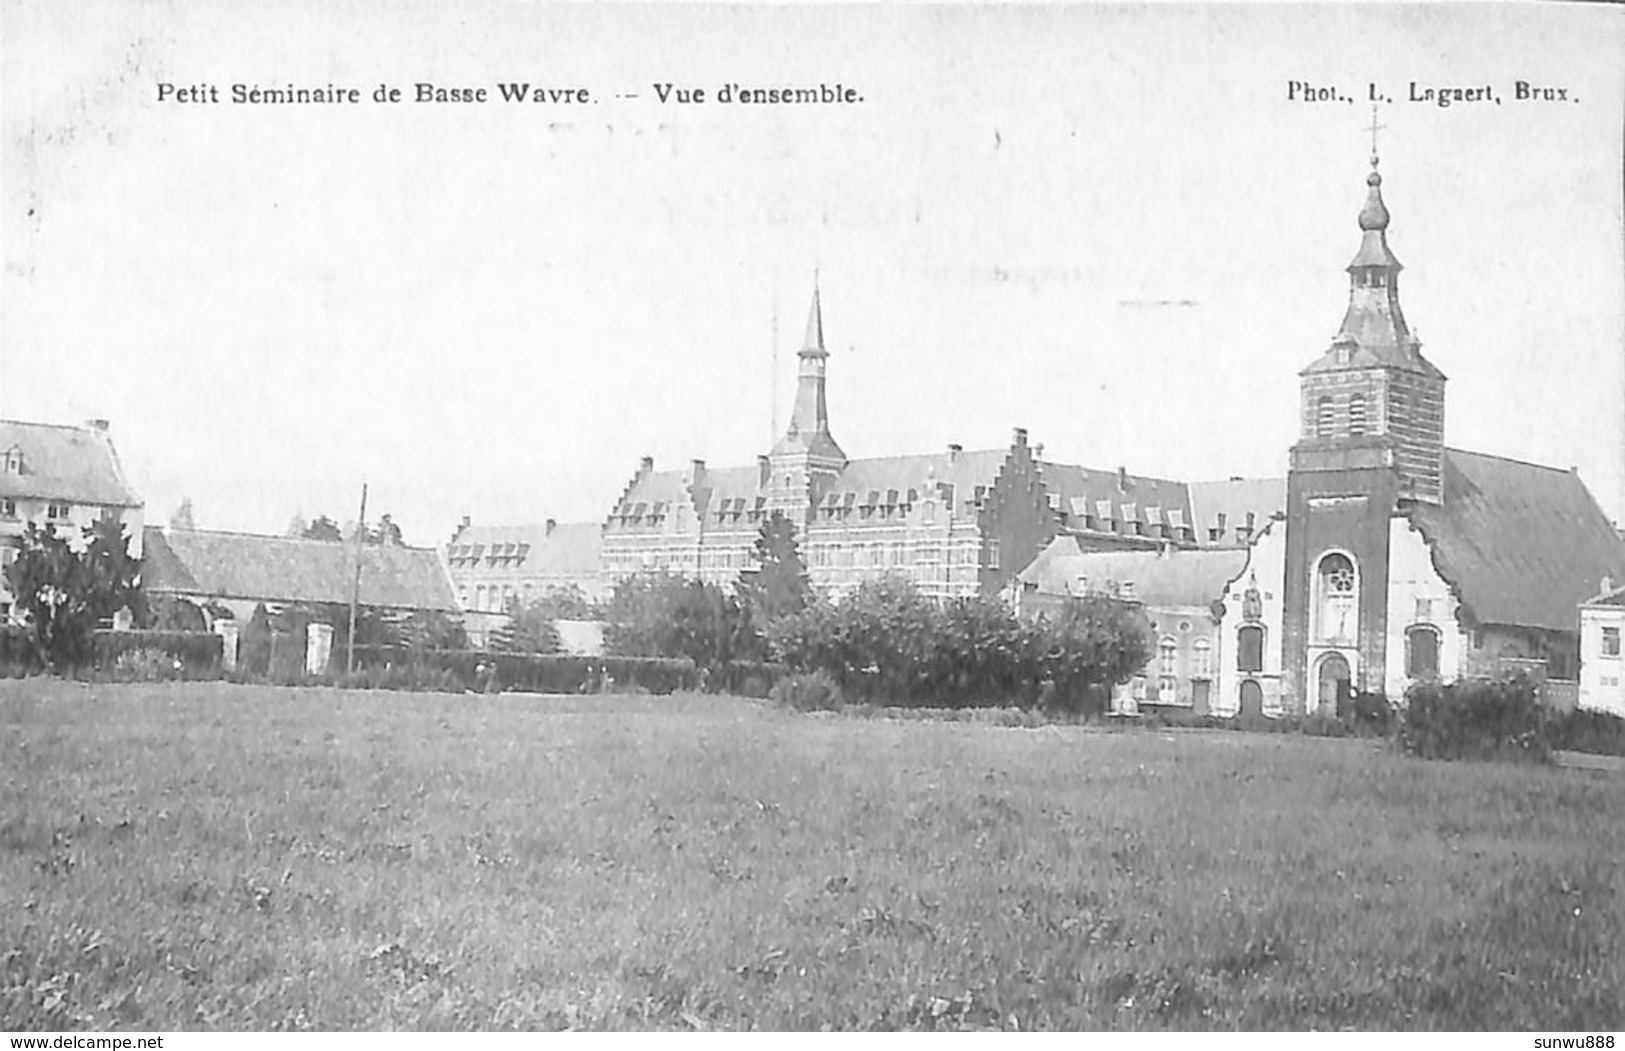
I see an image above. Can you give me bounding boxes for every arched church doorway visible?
[1239,679,1263,720]
[1316,653,1351,715]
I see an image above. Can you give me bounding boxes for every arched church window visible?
[1237,625,1264,673]
[1406,625,1439,679]
[1316,396,1334,438]
[1348,394,1367,436]
[1159,636,1178,676]
[1314,552,1358,645]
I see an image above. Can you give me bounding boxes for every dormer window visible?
[2,447,21,474]
[47,502,71,520]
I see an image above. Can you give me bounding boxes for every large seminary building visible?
[599,289,1276,602]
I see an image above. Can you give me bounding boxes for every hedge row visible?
[346,646,699,694]
[92,630,223,668]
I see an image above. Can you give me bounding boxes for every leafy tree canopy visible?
[2,517,145,672]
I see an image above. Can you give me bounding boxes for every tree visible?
[168,498,197,531]
[603,572,750,669]
[368,514,404,546]
[530,583,594,621]
[736,514,811,630]
[302,515,344,542]
[287,513,310,538]
[490,596,561,654]
[1036,596,1154,714]
[2,517,145,672]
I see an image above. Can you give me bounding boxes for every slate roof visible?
[0,420,141,507]
[1187,477,1286,546]
[143,527,459,611]
[1019,535,1248,609]
[1410,450,1625,633]
[1039,463,1191,535]
[446,521,602,574]
[612,449,1014,525]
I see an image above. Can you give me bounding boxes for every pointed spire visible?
[801,276,825,356]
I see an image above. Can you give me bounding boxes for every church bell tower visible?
[1282,143,1448,714]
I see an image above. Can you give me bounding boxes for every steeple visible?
[772,280,845,463]
[1294,145,1447,506]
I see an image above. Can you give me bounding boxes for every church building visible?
[1220,152,1625,717]
[1016,151,1624,718]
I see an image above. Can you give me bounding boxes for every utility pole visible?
[346,481,367,674]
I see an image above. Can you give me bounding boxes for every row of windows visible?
[0,499,71,520]
[1313,389,1434,440]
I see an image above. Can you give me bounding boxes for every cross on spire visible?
[1366,104,1386,164]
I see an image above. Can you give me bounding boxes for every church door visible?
[1317,653,1351,715]
[1239,679,1263,720]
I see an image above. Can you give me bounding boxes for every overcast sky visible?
[4,2,1622,547]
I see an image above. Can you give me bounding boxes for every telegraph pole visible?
[346,481,367,674]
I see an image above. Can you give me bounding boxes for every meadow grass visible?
[2,680,1621,1031]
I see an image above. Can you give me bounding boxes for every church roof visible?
[0,419,142,507]
[142,527,459,611]
[1410,449,1625,633]
[1019,535,1247,609]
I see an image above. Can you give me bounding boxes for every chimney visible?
[758,454,771,488]
[1602,574,1614,598]
[546,518,557,537]
[84,418,109,432]
[1035,442,1044,460]
[689,458,707,486]
[948,442,962,463]
[461,514,471,530]
[639,455,654,474]
[1117,466,1131,493]
[1012,426,1027,446]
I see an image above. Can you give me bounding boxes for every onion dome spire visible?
[1358,154,1391,232]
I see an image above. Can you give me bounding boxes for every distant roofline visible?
[153,524,442,556]
[1444,446,1581,475]
[0,417,109,431]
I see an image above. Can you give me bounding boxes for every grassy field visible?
[2,681,1622,1031]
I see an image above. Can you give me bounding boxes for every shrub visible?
[0,624,44,676]
[708,660,790,698]
[1544,707,1625,757]
[770,669,845,711]
[1399,677,1550,763]
[93,630,223,676]
[1349,690,1395,737]
[107,648,183,682]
